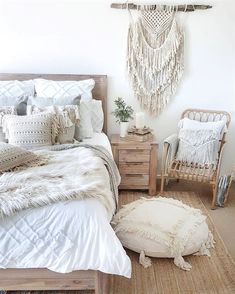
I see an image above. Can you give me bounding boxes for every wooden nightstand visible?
[111,134,158,195]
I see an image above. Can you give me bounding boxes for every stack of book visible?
[124,126,153,142]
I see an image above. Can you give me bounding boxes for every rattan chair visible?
[160,108,231,209]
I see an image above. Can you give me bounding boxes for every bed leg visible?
[95,271,110,294]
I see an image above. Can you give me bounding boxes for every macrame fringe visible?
[127,9,184,116]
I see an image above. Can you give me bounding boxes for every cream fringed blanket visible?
[0,144,120,219]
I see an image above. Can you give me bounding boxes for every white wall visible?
[0,0,234,174]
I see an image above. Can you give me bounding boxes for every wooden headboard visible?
[0,73,108,133]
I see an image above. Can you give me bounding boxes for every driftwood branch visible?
[111,3,212,12]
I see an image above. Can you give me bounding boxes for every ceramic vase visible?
[120,122,129,138]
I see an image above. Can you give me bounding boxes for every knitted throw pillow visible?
[0,142,48,173]
[27,105,80,144]
[2,113,58,147]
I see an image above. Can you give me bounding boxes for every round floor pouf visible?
[112,197,215,271]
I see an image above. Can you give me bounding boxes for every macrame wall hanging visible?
[111,2,212,116]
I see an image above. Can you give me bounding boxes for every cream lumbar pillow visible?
[2,113,58,148]
[0,142,48,173]
[112,197,215,271]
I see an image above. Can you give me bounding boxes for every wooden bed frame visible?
[0,73,110,293]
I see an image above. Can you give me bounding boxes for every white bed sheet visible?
[0,136,131,278]
[82,132,112,156]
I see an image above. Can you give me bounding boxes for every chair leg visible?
[211,184,217,210]
[160,174,165,193]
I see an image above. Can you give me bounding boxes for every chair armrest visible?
[161,134,179,175]
[164,134,179,161]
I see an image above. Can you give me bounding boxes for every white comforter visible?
[0,139,131,278]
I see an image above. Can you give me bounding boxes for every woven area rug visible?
[6,191,235,294]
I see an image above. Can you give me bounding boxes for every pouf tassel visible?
[174,256,192,271]
[194,230,215,257]
[139,250,152,268]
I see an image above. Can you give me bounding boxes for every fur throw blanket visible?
[0,144,120,220]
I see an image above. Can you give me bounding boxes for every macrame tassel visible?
[174,255,192,271]
[139,250,152,268]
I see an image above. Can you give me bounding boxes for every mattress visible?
[0,134,131,278]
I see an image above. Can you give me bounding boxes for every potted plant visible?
[112,97,134,137]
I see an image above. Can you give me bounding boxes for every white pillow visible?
[176,118,226,166]
[113,197,214,271]
[0,80,34,98]
[34,78,95,101]
[178,118,226,135]
[27,105,80,144]
[176,129,220,165]
[76,101,93,139]
[2,113,58,147]
[90,99,104,133]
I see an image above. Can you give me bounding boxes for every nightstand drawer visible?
[119,149,150,163]
[119,162,149,174]
[121,174,149,186]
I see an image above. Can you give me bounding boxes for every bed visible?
[0,73,131,293]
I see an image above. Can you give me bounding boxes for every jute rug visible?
[7,191,235,294]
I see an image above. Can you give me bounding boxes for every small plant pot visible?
[120,122,129,137]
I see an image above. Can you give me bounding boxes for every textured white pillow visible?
[176,129,220,165]
[178,118,226,134]
[0,80,34,98]
[176,118,225,166]
[90,100,104,133]
[113,197,214,271]
[0,106,17,142]
[0,142,46,173]
[27,105,80,144]
[2,113,58,147]
[34,78,95,101]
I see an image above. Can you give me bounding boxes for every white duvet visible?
[0,134,131,278]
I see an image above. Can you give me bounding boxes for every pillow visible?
[176,118,226,166]
[178,118,226,135]
[28,95,93,139]
[112,197,214,271]
[2,113,58,148]
[27,105,80,144]
[0,95,28,115]
[0,80,34,98]
[77,101,93,139]
[90,99,104,133]
[34,78,95,101]
[0,106,17,142]
[28,95,81,108]
[176,129,220,165]
[0,142,47,173]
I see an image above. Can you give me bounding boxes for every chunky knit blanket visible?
[0,144,120,219]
